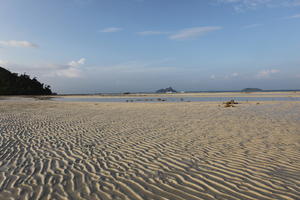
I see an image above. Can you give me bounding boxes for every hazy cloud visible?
[224,72,240,79]
[285,14,300,19]
[137,31,169,36]
[0,59,9,67]
[231,72,239,77]
[0,40,38,48]
[242,23,263,29]
[2,58,86,79]
[256,69,280,78]
[100,27,123,33]
[289,0,300,6]
[55,67,82,78]
[215,0,300,11]
[73,0,94,5]
[210,72,240,80]
[169,26,222,40]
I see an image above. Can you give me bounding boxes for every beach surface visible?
[0,100,299,199]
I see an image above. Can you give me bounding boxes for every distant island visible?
[156,87,177,93]
[241,88,263,92]
[0,66,53,95]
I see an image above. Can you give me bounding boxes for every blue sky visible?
[0,0,300,93]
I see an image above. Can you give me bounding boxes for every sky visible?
[0,0,300,94]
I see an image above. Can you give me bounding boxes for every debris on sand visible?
[224,99,238,107]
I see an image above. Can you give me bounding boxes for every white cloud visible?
[285,14,300,19]
[53,58,86,78]
[169,26,222,40]
[68,58,86,67]
[137,31,169,36]
[256,69,280,78]
[224,72,240,79]
[0,40,38,48]
[215,0,300,11]
[100,27,123,33]
[211,72,239,80]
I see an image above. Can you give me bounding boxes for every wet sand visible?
[0,100,299,199]
[51,91,300,98]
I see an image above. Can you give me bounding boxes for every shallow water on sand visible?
[52,96,300,102]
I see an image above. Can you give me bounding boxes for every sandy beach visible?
[0,100,299,199]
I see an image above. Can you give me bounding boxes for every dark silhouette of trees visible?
[241,88,263,92]
[156,87,177,93]
[0,66,53,95]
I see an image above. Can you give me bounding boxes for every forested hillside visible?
[0,66,53,95]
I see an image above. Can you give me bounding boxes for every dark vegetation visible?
[241,88,263,92]
[0,66,53,95]
[156,87,177,93]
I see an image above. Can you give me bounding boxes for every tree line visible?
[0,66,53,95]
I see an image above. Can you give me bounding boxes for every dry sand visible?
[0,100,299,200]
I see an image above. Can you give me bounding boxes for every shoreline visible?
[53,91,300,98]
[1,91,300,100]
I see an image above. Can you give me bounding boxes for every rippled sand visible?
[0,101,299,200]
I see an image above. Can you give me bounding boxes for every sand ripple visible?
[0,101,299,199]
